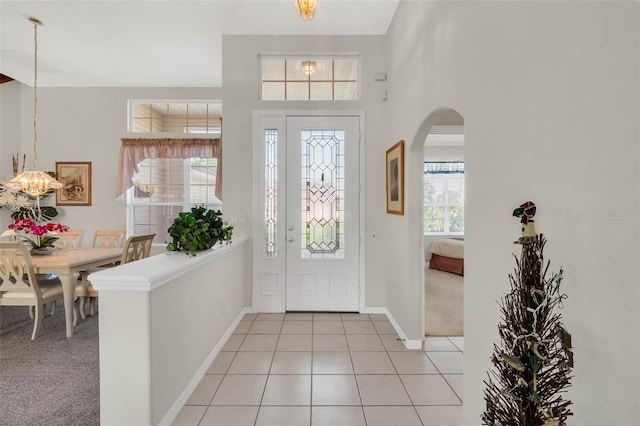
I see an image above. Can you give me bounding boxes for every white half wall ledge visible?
[93,237,249,426]
[90,238,248,291]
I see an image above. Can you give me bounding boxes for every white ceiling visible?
[0,0,399,87]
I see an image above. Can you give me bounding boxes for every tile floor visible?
[173,313,464,426]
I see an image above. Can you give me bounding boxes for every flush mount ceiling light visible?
[302,60,316,75]
[7,17,63,199]
[295,0,317,20]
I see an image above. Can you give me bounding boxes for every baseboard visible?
[384,308,424,350]
[360,306,386,314]
[159,306,251,426]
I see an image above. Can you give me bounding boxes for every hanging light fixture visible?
[295,0,317,20]
[7,17,63,199]
[302,60,316,75]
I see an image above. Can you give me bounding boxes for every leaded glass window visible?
[264,129,278,258]
[300,130,345,259]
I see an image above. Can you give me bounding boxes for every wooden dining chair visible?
[76,233,155,319]
[53,229,85,249]
[0,241,65,339]
[92,230,125,248]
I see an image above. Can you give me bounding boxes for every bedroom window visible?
[260,57,358,101]
[424,162,464,234]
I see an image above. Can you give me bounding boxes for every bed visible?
[425,238,464,336]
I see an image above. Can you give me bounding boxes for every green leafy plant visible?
[11,205,59,221]
[0,183,60,221]
[166,205,233,256]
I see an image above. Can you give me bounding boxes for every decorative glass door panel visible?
[286,116,360,311]
[300,130,345,259]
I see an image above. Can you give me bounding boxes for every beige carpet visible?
[0,305,100,426]
[425,266,464,336]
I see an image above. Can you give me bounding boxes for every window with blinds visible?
[128,157,220,243]
[424,162,465,234]
[125,100,222,243]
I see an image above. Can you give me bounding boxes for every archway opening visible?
[408,107,465,349]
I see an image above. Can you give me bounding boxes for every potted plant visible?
[166,205,233,256]
[3,218,69,255]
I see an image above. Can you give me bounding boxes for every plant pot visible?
[30,247,55,256]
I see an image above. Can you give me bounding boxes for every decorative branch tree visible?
[482,201,573,426]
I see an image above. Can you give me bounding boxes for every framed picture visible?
[386,140,404,215]
[55,162,92,206]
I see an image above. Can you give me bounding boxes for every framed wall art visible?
[55,161,92,206]
[386,140,404,215]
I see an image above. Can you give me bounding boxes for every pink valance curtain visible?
[117,138,222,200]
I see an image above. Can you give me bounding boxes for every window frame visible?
[127,100,222,134]
[260,56,360,101]
[124,98,223,242]
[125,157,222,243]
[424,162,465,235]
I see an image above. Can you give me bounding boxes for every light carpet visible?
[0,304,99,426]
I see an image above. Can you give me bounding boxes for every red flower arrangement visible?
[6,218,69,249]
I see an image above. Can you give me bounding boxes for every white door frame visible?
[252,110,365,313]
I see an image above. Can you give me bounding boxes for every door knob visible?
[287,237,294,242]
[288,226,294,231]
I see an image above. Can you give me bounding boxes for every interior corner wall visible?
[221,34,390,309]
[0,82,21,161]
[384,1,639,425]
[0,81,32,229]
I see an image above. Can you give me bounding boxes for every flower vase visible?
[30,247,54,256]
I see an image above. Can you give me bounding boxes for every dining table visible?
[30,247,123,337]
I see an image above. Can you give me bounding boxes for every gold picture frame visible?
[55,162,92,206]
[386,140,404,215]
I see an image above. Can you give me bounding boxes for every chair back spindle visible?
[54,229,85,249]
[121,234,155,264]
[92,230,125,249]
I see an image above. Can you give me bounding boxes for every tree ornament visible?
[482,202,573,425]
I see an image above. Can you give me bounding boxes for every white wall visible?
[221,35,390,308]
[384,1,639,425]
[0,81,29,227]
[424,145,464,162]
[0,82,23,182]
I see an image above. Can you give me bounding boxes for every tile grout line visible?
[186,313,463,425]
[381,316,426,426]
[199,316,254,426]
[342,315,368,425]
[423,351,464,405]
[254,316,285,425]
[309,315,314,426]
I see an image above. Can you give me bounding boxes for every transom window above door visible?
[260,57,359,101]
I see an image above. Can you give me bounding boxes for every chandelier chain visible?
[32,18,39,170]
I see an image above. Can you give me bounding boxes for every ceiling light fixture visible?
[7,17,63,199]
[302,60,316,75]
[295,0,317,20]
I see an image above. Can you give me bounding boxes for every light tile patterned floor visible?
[173,313,463,426]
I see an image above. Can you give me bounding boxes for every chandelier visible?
[7,17,63,198]
[295,0,318,20]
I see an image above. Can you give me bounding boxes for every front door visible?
[285,116,360,311]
